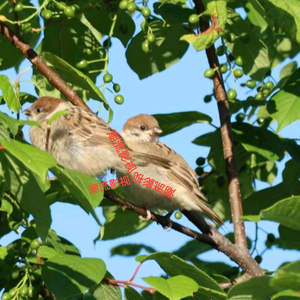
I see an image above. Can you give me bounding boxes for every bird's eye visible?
[36,108,43,113]
[140,125,146,130]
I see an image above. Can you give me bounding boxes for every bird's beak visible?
[153,126,163,134]
[22,108,31,116]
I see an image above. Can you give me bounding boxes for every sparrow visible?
[120,114,223,225]
[23,96,132,177]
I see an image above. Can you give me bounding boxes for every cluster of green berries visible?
[1,239,41,300]
[103,73,124,105]
[40,2,79,20]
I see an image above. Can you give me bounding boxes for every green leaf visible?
[0,152,51,240]
[48,110,69,125]
[232,122,284,161]
[242,196,300,231]
[125,286,146,300]
[0,199,13,214]
[0,0,40,71]
[275,61,298,90]
[225,15,270,81]
[253,161,277,185]
[267,68,300,132]
[243,179,300,215]
[180,1,227,51]
[0,111,40,136]
[152,111,212,137]
[101,204,150,240]
[35,16,104,82]
[260,0,300,44]
[153,2,194,24]
[272,290,300,299]
[38,52,111,115]
[51,165,102,224]
[84,10,135,47]
[110,243,156,257]
[281,138,300,163]
[227,276,276,300]
[270,260,300,292]
[0,75,20,112]
[126,20,189,79]
[2,139,56,192]
[245,0,268,32]
[143,275,198,300]
[277,225,300,251]
[140,252,226,300]
[42,254,106,300]
[92,272,122,300]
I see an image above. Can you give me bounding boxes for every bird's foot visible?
[139,209,152,221]
[162,212,173,231]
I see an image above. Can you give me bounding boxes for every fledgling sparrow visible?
[120,114,223,225]
[23,97,132,177]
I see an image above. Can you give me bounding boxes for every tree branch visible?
[0,20,265,287]
[0,21,88,110]
[192,0,248,250]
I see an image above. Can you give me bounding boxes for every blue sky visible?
[1,0,300,296]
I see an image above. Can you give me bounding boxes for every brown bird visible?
[120,114,223,225]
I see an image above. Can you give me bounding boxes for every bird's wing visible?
[129,141,207,202]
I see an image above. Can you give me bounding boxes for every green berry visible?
[254,255,262,264]
[195,167,203,176]
[141,7,151,17]
[28,286,34,298]
[189,14,199,24]
[103,73,113,83]
[56,2,67,11]
[215,45,225,56]
[76,59,88,69]
[9,289,17,298]
[113,83,121,93]
[20,286,28,297]
[114,95,124,105]
[119,0,128,10]
[235,56,243,66]
[147,33,156,43]
[142,40,150,53]
[257,117,265,124]
[14,3,24,12]
[255,92,264,100]
[196,157,206,166]
[127,2,137,12]
[11,270,20,280]
[265,81,274,89]
[236,113,245,122]
[233,69,243,78]
[219,64,228,73]
[267,233,275,243]
[85,48,93,55]
[227,89,237,100]
[175,211,182,219]
[204,68,215,78]
[204,95,212,103]
[245,80,256,89]
[41,9,53,20]
[30,239,40,250]
[64,6,75,17]
[228,33,237,42]
[1,293,11,300]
